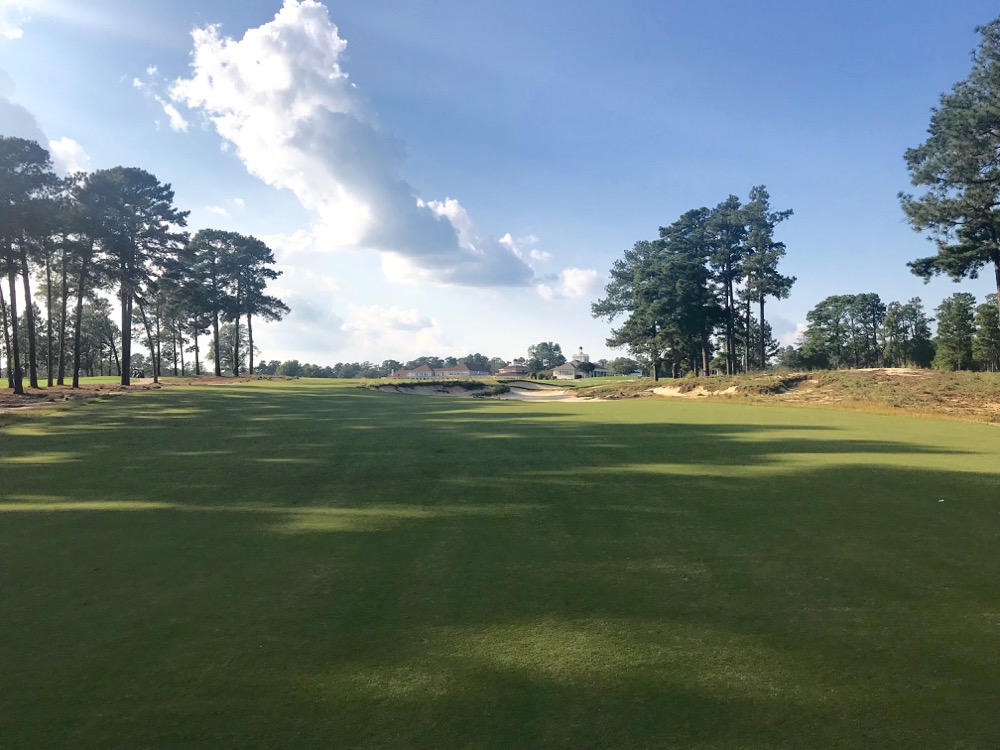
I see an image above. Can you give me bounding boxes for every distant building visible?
[552,346,609,379]
[496,362,529,378]
[389,362,490,378]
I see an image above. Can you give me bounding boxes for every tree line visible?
[248,344,645,380]
[777,292,1000,372]
[0,136,289,393]
[592,186,793,379]
[253,354,498,380]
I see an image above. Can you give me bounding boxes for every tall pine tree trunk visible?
[232,279,241,376]
[725,277,735,375]
[701,327,711,375]
[744,298,752,372]
[759,296,767,371]
[7,241,23,394]
[232,316,241,376]
[19,240,39,388]
[154,305,162,379]
[120,276,132,386]
[45,254,54,386]
[0,283,13,389]
[71,249,92,389]
[994,259,1000,323]
[135,296,158,384]
[178,328,185,376]
[247,313,254,375]
[212,308,221,377]
[57,244,69,385]
[109,332,121,377]
[192,320,201,376]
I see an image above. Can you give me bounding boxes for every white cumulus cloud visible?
[0,1,34,40]
[341,305,433,335]
[159,99,189,132]
[170,0,534,288]
[341,304,450,359]
[537,268,604,301]
[780,321,808,347]
[47,136,90,175]
[251,233,348,360]
[133,68,189,132]
[500,232,552,263]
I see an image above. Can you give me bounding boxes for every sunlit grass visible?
[0,500,176,512]
[1,379,999,748]
[0,451,81,464]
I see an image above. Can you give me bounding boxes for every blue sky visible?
[1,0,997,365]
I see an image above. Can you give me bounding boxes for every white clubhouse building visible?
[552,347,609,379]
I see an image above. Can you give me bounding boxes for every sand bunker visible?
[377,385,475,397]
[377,382,603,402]
[498,388,576,402]
[498,380,590,401]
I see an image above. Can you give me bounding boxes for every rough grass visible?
[2,379,999,748]
[570,369,1000,421]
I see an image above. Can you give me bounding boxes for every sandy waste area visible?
[378,381,603,402]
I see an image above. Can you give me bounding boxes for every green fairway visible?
[2,380,999,749]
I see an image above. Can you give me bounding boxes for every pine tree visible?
[742,185,794,370]
[934,293,977,370]
[973,294,1000,370]
[902,17,1000,324]
[80,167,188,386]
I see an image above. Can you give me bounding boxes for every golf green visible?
[2,379,998,748]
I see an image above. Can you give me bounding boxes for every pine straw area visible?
[0,381,164,412]
[570,368,1000,423]
[0,375,291,412]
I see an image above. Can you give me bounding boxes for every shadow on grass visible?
[1,384,999,749]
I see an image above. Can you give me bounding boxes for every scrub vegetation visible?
[2,379,999,749]
[569,368,1000,421]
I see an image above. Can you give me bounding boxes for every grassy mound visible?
[570,369,1000,421]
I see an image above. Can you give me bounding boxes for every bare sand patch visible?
[499,389,583,402]
[652,385,738,398]
[0,381,170,413]
[852,367,929,377]
[498,380,565,391]
[502,381,607,402]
